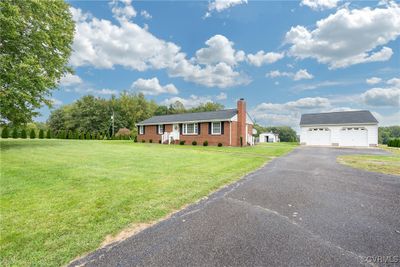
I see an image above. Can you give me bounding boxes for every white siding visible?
[300,124,378,147]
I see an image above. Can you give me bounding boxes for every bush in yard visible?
[192,141,197,146]
[116,128,131,139]
[21,129,27,139]
[149,139,153,143]
[46,129,51,139]
[142,139,145,143]
[1,127,9,138]
[134,136,137,142]
[60,131,64,139]
[12,128,18,138]
[85,132,91,140]
[39,129,44,139]
[66,130,72,139]
[203,140,208,146]
[218,143,223,147]
[30,129,36,139]
[179,140,185,145]
[388,138,400,147]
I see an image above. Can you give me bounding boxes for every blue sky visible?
[39,0,400,129]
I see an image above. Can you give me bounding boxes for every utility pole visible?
[111,110,115,137]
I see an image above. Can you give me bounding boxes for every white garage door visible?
[306,128,331,146]
[339,127,368,147]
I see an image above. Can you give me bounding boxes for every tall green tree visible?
[29,129,36,139]
[12,128,18,138]
[0,0,75,124]
[1,127,9,138]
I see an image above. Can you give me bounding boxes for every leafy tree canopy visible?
[0,0,75,125]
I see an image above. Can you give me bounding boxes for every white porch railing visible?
[161,132,180,144]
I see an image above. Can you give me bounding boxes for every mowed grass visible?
[0,139,297,266]
[337,146,400,176]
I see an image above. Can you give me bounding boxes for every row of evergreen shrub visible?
[387,138,400,147]
[1,128,45,139]
[0,127,132,140]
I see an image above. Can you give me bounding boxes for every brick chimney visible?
[237,98,247,146]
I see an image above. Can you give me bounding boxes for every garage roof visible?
[300,110,378,125]
[137,109,237,125]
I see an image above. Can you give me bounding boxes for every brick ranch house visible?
[136,99,254,146]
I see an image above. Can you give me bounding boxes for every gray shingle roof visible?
[300,110,378,125]
[137,109,237,125]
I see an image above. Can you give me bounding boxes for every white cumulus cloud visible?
[131,77,179,95]
[362,80,400,107]
[247,51,284,67]
[251,97,331,128]
[285,2,400,69]
[140,10,152,19]
[162,95,213,109]
[69,7,249,88]
[195,34,245,66]
[205,0,247,17]
[59,73,83,87]
[266,69,314,81]
[300,0,340,10]
[366,77,382,85]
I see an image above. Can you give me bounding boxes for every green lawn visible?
[337,146,400,176]
[0,139,297,266]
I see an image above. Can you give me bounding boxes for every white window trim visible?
[139,125,144,135]
[158,124,164,135]
[211,122,221,135]
[183,123,198,135]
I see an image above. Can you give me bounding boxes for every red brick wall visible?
[178,122,231,146]
[137,122,234,146]
[137,125,162,143]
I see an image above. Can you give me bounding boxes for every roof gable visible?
[300,110,378,126]
[137,109,238,125]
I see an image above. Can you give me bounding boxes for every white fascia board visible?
[300,122,378,127]
[137,119,231,126]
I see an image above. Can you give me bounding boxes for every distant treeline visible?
[253,124,298,142]
[379,126,400,144]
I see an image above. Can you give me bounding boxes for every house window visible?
[139,126,144,135]
[183,123,198,135]
[211,122,221,135]
[158,125,164,134]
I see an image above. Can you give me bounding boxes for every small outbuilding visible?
[300,110,378,147]
[259,132,279,143]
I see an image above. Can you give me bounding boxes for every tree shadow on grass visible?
[0,139,62,151]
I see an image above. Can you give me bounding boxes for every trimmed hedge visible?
[12,128,18,139]
[192,141,197,146]
[39,129,44,139]
[46,129,51,139]
[203,140,208,146]
[21,129,27,139]
[1,127,9,138]
[179,140,185,145]
[218,143,223,147]
[387,138,400,147]
[30,129,36,139]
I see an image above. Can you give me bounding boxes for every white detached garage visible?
[300,110,378,147]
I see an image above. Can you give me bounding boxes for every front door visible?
[172,124,180,140]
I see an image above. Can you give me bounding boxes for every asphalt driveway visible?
[71,147,400,266]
